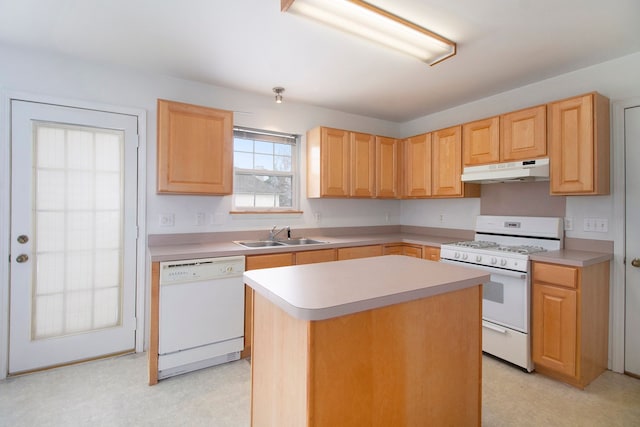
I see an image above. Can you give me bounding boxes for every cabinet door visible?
[404,133,432,198]
[383,244,404,255]
[549,93,610,195]
[157,99,233,194]
[402,245,423,258]
[463,116,500,166]
[320,127,350,197]
[501,105,546,161]
[423,246,441,261]
[532,283,577,377]
[243,253,294,358]
[295,249,337,265]
[432,126,463,197]
[338,245,383,260]
[350,132,375,197]
[376,136,401,198]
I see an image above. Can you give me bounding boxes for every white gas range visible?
[440,215,563,371]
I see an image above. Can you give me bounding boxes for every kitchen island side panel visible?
[251,285,482,427]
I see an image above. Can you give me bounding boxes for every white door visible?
[625,105,640,377]
[9,100,138,374]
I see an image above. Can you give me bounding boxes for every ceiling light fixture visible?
[281,0,456,66]
[273,87,285,103]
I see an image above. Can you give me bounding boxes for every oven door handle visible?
[442,260,527,279]
[482,321,508,334]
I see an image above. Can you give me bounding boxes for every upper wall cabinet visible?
[351,131,376,198]
[404,133,432,198]
[501,105,547,162]
[307,127,351,198]
[376,136,401,199]
[463,116,500,166]
[432,126,480,198]
[462,106,546,167]
[157,99,233,195]
[548,93,610,195]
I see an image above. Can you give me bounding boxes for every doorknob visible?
[15,254,29,263]
[632,258,640,268]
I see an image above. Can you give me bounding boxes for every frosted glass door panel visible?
[33,123,124,339]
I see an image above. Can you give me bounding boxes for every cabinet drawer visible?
[338,245,383,260]
[533,263,578,289]
[295,249,337,265]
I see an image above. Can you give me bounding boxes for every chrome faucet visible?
[269,225,290,241]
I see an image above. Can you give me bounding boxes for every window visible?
[233,127,299,211]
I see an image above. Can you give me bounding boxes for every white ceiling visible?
[1,0,639,122]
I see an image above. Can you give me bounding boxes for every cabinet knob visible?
[632,258,640,268]
[16,254,29,263]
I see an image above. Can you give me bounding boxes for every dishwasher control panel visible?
[160,256,246,284]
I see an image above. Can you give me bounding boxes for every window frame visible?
[232,126,300,213]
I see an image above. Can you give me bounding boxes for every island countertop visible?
[243,255,490,321]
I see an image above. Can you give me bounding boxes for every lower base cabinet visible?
[531,261,609,388]
[242,253,294,359]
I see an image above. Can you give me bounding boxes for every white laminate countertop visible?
[243,255,490,321]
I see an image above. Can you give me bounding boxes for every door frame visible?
[0,91,147,379]
[611,96,640,373]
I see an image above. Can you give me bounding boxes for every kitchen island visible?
[243,255,490,427]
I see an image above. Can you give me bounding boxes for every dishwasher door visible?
[158,256,245,379]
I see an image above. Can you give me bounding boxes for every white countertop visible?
[243,255,490,321]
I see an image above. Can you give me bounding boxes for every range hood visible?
[461,158,549,184]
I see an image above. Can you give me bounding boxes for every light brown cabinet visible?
[549,93,610,195]
[432,126,480,198]
[463,106,546,167]
[463,116,500,166]
[337,245,383,260]
[383,243,422,258]
[307,127,351,198]
[376,136,401,198]
[307,127,379,198]
[501,105,547,161]
[242,253,294,359]
[156,99,233,194]
[295,248,337,265]
[350,132,376,198]
[423,246,441,261]
[403,133,432,198]
[532,261,609,388]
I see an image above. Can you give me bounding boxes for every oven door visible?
[477,264,529,332]
[441,260,529,332]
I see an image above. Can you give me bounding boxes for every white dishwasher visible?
[158,255,245,380]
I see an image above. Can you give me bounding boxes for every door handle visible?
[632,258,640,268]
[16,254,29,263]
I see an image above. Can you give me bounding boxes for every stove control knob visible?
[476,255,482,262]
[462,253,468,260]
[491,257,497,265]
[454,252,460,259]
[500,259,507,266]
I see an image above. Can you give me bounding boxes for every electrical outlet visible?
[195,212,205,226]
[583,218,594,232]
[159,213,174,227]
[595,218,608,233]
[564,217,573,231]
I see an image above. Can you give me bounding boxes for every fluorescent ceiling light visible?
[281,0,456,66]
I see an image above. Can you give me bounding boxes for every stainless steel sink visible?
[234,240,287,248]
[280,238,327,246]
